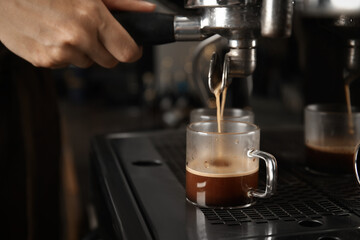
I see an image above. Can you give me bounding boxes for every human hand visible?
[0,0,156,68]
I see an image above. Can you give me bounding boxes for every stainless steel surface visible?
[175,0,294,95]
[199,6,260,39]
[208,52,225,93]
[207,49,248,95]
[185,0,244,8]
[345,39,360,73]
[226,47,256,78]
[174,0,263,82]
[190,34,224,105]
[174,0,360,97]
[221,54,231,88]
[198,4,261,80]
[174,16,203,41]
[228,39,256,48]
[344,39,360,86]
[261,0,293,38]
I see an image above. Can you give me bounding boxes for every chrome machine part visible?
[226,39,256,78]
[174,16,203,41]
[344,39,360,85]
[191,34,224,106]
[175,0,360,98]
[175,0,294,95]
[346,39,360,73]
[197,2,262,87]
[185,0,243,7]
[261,0,294,38]
[208,52,225,93]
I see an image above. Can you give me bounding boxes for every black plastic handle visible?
[112,11,175,45]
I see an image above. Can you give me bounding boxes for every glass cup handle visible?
[354,143,360,185]
[247,149,278,198]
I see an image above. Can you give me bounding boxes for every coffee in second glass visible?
[305,104,360,175]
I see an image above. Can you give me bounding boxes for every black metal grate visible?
[196,171,351,226]
[151,132,359,226]
[199,199,350,226]
[297,169,360,216]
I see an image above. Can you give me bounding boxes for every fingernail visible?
[141,1,156,8]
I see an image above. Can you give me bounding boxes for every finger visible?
[50,46,94,68]
[86,40,119,68]
[34,44,94,68]
[102,0,156,12]
[70,20,120,68]
[98,9,142,63]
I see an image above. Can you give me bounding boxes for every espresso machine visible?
[117,0,292,103]
[117,0,360,105]
[89,1,360,240]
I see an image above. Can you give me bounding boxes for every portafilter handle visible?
[112,11,205,45]
[112,12,176,45]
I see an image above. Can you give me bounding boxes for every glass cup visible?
[190,108,254,123]
[186,120,277,208]
[305,104,360,175]
[354,144,360,184]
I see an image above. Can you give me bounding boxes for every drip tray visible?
[93,128,360,240]
[149,129,360,237]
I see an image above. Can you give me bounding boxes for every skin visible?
[0,0,156,68]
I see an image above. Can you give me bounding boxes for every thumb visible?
[102,0,156,12]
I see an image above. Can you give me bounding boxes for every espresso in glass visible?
[186,159,258,207]
[186,121,277,208]
[304,104,360,175]
[305,144,354,174]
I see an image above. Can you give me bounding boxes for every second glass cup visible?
[186,120,277,208]
[305,104,360,175]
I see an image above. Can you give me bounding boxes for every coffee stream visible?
[214,84,228,133]
[221,87,228,119]
[344,83,354,135]
[214,86,222,133]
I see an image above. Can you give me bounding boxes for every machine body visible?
[115,0,360,96]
